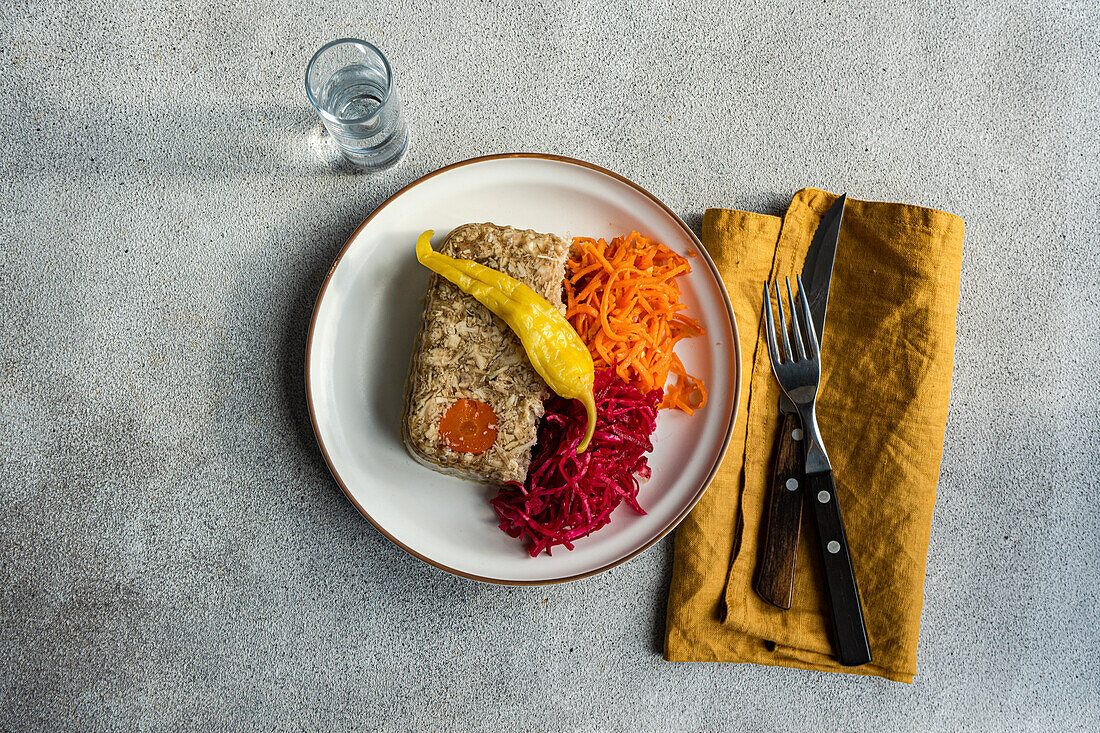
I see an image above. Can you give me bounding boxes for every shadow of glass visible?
[0,104,405,180]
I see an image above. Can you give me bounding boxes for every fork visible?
[763,276,872,667]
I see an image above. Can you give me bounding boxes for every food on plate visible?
[402,222,706,557]
[438,398,498,454]
[402,223,570,484]
[491,369,660,556]
[566,232,708,414]
[415,230,597,451]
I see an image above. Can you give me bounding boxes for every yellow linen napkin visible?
[664,188,964,683]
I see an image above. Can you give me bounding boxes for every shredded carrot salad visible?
[564,232,707,414]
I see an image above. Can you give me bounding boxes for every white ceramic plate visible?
[306,154,739,584]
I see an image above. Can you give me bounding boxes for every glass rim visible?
[305,38,395,126]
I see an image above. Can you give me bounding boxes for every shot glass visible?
[305,39,408,169]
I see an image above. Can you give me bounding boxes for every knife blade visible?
[755,194,846,609]
[779,194,845,412]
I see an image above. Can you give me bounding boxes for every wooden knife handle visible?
[807,470,872,666]
[754,411,804,609]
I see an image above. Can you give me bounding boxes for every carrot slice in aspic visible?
[439,398,498,454]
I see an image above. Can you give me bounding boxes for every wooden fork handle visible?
[807,470,872,667]
[755,411,804,609]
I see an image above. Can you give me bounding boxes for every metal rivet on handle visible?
[817,490,830,503]
[785,478,798,491]
[827,540,840,554]
[792,428,803,441]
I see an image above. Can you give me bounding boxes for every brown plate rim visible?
[304,152,741,585]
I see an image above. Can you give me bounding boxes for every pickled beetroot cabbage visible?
[491,370,661,557]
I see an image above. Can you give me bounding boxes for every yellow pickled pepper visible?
[415,230,597,452]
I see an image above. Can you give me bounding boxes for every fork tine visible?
[786,277,806,360]
[763,281,782,365]
[796,275,819,358]
[774,279,793,362]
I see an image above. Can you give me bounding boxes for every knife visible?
[754,194,846,609]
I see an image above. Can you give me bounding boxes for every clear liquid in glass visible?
[320,64,387,122]
[316,62,407,168]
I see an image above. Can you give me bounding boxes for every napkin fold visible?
[664,188,964,683]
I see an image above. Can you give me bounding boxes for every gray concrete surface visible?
[1,0,1097,730]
